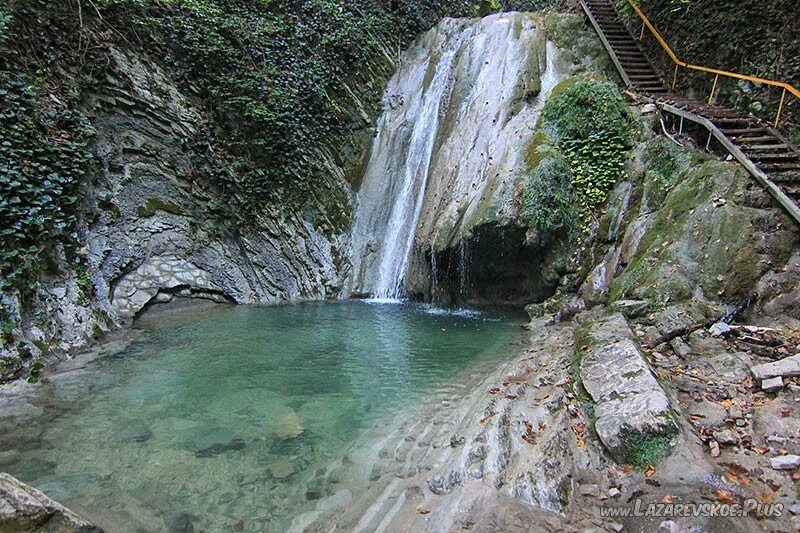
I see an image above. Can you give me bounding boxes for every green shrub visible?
[519,153,580,235]
[541,77,633,221]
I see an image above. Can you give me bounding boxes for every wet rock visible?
[579,314,676,462]
[750,354,800,381]
[117,427,153,443]
[268,459,295,480]
[168,512,195,533]
[770,454,800,470]
[186,428,246,458]
[273,409,304,440]
[0,472,102,532]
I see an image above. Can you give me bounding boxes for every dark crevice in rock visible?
[410,223,574,306]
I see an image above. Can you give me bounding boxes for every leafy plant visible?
[541,78,633,223]
[0,76,96,291]
[519,153,580,235]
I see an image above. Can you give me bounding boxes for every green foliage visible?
[568,336,597,427]
[541,78,633,221]
[629,0,799,128]
[84,0,484,227]
[642,137,688,190]
[0,75,96,291]
[500,0,560,11]
[519,153,580,235]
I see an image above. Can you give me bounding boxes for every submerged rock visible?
[185,428,246,458]
[273,410,305,441]
[0,472,102,532]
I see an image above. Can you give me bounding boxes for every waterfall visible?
[347,14,563,300]
[540,41,560,103]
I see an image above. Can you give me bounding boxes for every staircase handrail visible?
[625,0,799,127]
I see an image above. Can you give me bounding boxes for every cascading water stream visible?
[347,14,563,302]
[347,31,466,300]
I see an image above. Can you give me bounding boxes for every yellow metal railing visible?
[626,0,800,128]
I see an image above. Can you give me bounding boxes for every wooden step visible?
[759,162,800,171]
[742,144,790,152]
[750,153,800,161]
[720,128,768,135]
[734,136,782,144]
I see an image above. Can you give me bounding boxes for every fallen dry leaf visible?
[714,490,736,504]
[662,494,674,504]
[644,465,656,478]
[754,446,770,455]
[576,438,585,448]
[416,506,431,515]
[620,464,633,474]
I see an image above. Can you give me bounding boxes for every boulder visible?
[750,355,800,381]
[578,314,677,462]
[611,299,651,319]
[761,376,783,392]
[0,472,102,532]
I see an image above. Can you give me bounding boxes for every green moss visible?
[606,160,719,303]
[570,342,597,430]
[543,11,614,76]
[617,425,678,469]
[523,131,553,172]
[137,197,184,218]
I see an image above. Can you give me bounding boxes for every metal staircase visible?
[579,0,800,224]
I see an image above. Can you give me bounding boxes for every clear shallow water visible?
[0,301,524,532]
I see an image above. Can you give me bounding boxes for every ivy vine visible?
[541,78,634,222]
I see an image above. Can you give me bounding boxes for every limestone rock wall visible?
[346,12,571,300]
[0,47,348,374]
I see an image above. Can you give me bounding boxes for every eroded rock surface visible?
[0,472,102,532]
[578,314,677,462]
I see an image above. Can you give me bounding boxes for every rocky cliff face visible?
[346,12,595,303]
[1,47,349,377]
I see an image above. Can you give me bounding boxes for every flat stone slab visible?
[750,354,800,381]
[770,455,800,470]
[0,472,102,532]
[761,376,784,391]
[579,314,676,462]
